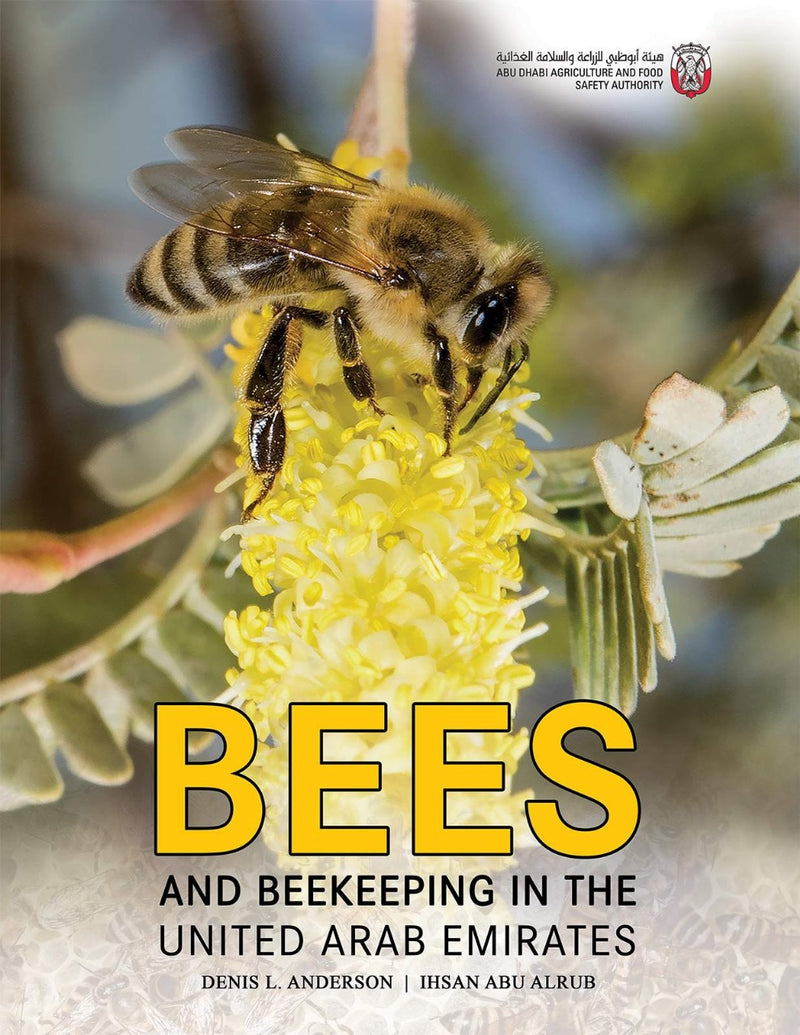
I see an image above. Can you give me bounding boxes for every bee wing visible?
[164,126,379,195]
[129,162,387,281]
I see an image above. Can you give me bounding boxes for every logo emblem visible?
[671,43,711,98]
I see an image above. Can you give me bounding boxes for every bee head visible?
[459,244,552,367]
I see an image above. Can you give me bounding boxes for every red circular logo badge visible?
[671,43,712,98]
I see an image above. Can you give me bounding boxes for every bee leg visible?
[460,339,529,435]
[430,335,457,455]
[242,409,286,520]
[241,306,323,521]
[457,366,485,413]
[333,306,384,416]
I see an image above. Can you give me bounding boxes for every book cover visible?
[2,1,798,1032]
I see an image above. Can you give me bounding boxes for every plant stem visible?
[0,450,234,594]
[0,497,226,705]
[375,0,413,187]
[705,269,800,391]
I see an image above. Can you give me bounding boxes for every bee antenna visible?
[460,339,528,434]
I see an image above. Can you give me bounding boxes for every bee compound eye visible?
[463,293,510,355]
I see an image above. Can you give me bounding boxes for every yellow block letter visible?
[413,702,512,855]
[289,703,388,856]
[526,701,639,858]
[154,703,264,854]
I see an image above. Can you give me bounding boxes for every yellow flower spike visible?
[223,144,550,858]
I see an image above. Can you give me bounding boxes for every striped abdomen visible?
[126,219,332,318]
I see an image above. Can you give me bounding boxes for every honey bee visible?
[127,128,552,517]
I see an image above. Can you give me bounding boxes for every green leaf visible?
[643,386,790,496]
[108,649,187,736]
[81,384,231,508]
[56,316,199,405]
[563,524,670,713]
[759,343,800,401]
[613,549,638,714]
[41,683,133,785]
[653,483,800,537]
[634,501,667,626]
[655,526,780,565]
[594,441,641,519]
[600,552,620,705]
[0,704,63,809]
[631,374,726,465]
[107,648,214,751]
[649,441,800,516]
[631,563,657,693]
[83,664,131,746]
[146,610,233,702]
[586,557,605,695]
[198,562,260,618]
